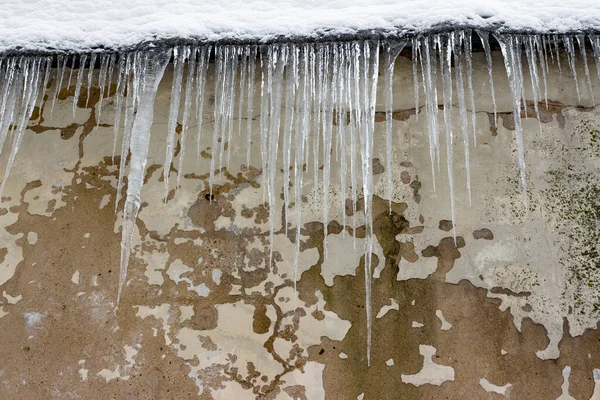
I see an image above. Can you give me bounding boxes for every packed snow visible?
[1,1,600,54]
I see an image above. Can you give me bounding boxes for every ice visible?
[96,54,110,125]
[177,47,197,188]
[496,34,529,208]
[85,53,97,108]
[118,48,171,305]
[477,30,497,121]
[195,45,211,160]
[419,36,440,188]
[563,36,581,102]
[164,46,187,199]
[0,29,597,363]
[0,57,43,198]
[245,46,257,166]
[50,54,67,116]
[453,33,472,205]
[576,35,595,104]
[73,54,87,118]
[438,33,457,240]
[383,40,406,206]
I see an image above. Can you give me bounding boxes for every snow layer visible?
[2,0,600,54]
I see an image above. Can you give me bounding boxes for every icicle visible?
[85,53,97,108]
[358,40,380,367]
[420,36,440,188]
[563,36,581,102]
[336,43,348,235]
[462,30,477,146]
[164,46,187,199]
[195,45,211,159]
[224,46,239,169]
[321,44,334,257]
[412,38,420,121]
[258,46,270,201]
[111,55,126,163]
[50,55,67,116]
[576,35,595,105]
[0,57,43,198]
[534,35,549,107]
[73,54,87,118]
[115,53,136,210]
[348,42,359,250]
[496,34,529,209]
[38,57,52,111]
[553,35,563,73]
[245,45,257,166]
[96,54,110,125]
[293,43,312,293]
[438,34,457,240]
[453,33,472,205]
[282,45,299,236]
[383,40,406,206]
[177,47,198,188]
[118,47,172,305]
[590,35,600,83]
[267,44,287,264]
[477,30,497,122]
[524,36,542,131]
[238,47,248,140]
[211,46,228,195]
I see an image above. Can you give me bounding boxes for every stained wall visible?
[0,49,599,399]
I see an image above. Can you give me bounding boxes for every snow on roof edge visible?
[3,25,600,57]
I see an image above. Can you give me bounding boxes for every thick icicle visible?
[419,36,440,188]
[164,46,187,199]
[118,48,172,305]
[359,40,380,367]
[115,53,137,210]
[292,43,312,293]
[383,40,406,206]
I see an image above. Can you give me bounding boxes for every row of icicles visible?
[0,31,599,365]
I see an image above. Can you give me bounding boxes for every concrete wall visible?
[0,49,599,399]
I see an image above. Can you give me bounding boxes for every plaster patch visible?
[401,345,455,387]
[435,310,452,330]
[376,298,399,319]
[479,378,511,395]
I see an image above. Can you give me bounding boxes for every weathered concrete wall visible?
[0,49,599,399]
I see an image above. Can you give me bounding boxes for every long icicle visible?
[118,48,172,305]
